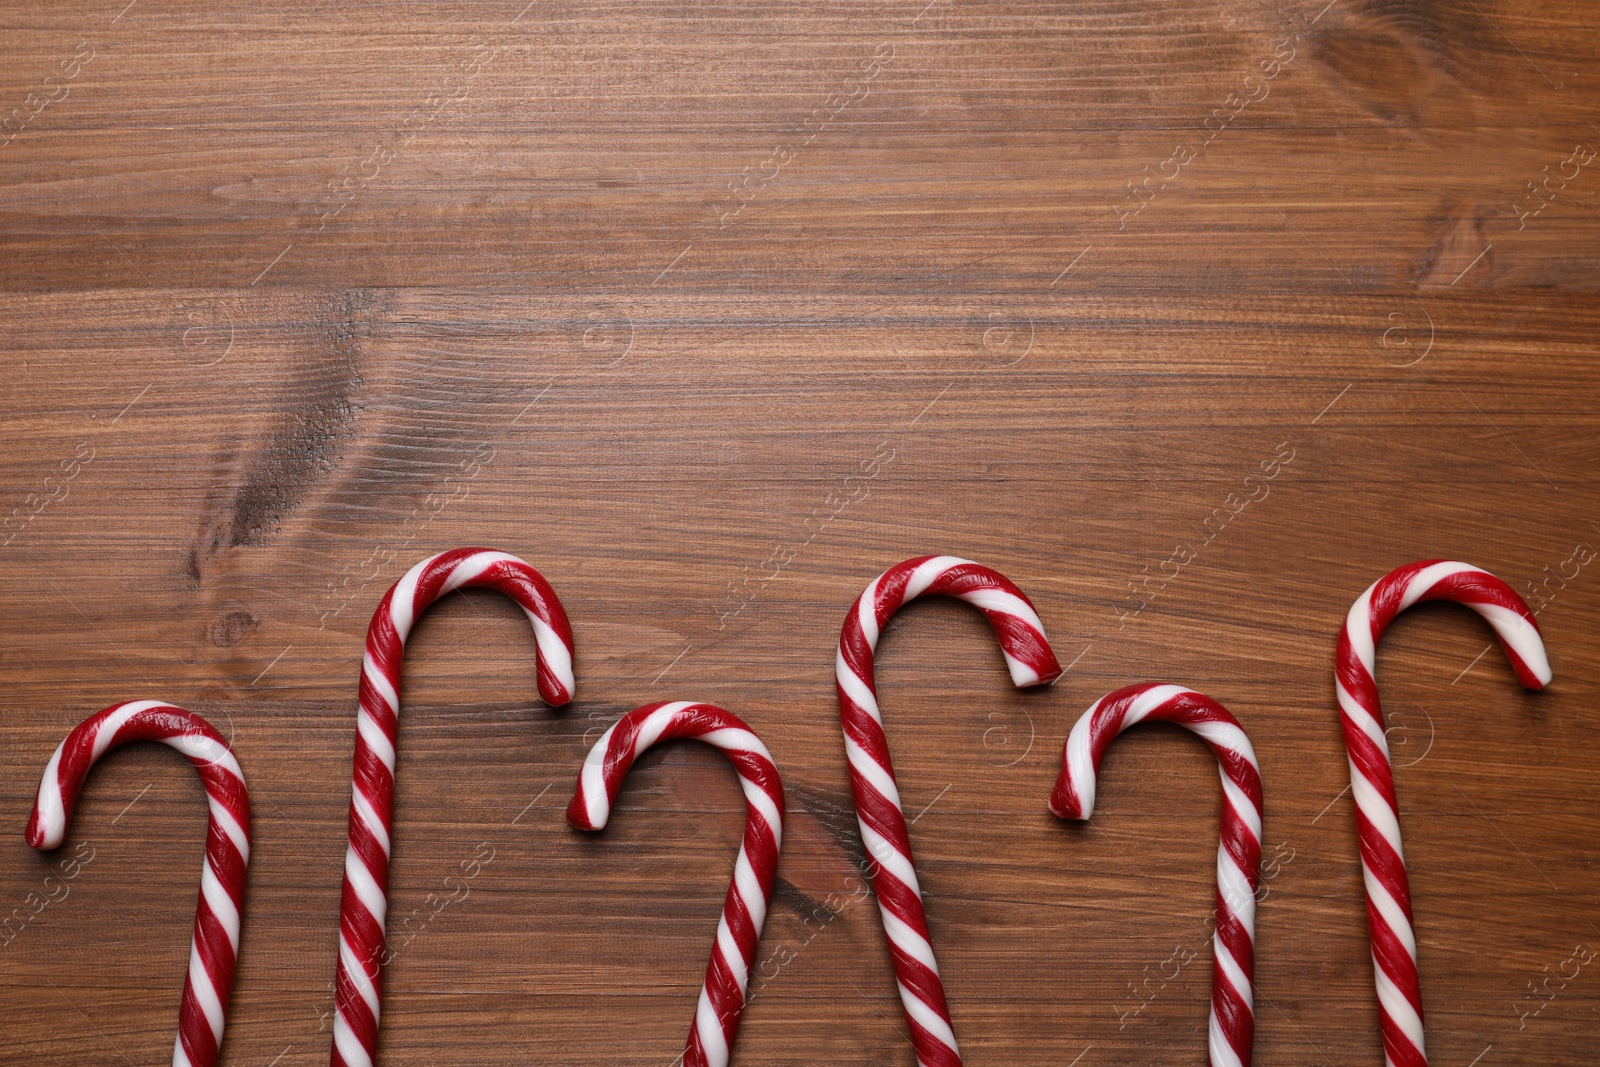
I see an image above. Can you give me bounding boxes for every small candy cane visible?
[837,555,1061,1067]
[1336,560,1550,1067]
[333,548,575,1067]
[569,701,784,1067]
[1050,683,1263,1067]
[27,701,251,1067]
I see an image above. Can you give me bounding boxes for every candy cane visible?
[569,701,783,1067]
[332,548,576,1067]
[837,555,1061,1067]
[26,701,251,1067]
[1336,560,1550,1067]
[1049,683,1263,1067]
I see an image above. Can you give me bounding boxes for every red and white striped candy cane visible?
[1049,683,1263,1067]
[1336,560,1550,1067]
[26,701,251,1067]
[837,555,1061,1067]
[568,701,783,1067]
[332,548,576,1067]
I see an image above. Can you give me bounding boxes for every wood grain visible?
[2,0,1597,1064]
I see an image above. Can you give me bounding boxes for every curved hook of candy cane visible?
[567,701,784,1067]
[837,555,1061,1067]
[1335,560,1549,1067]
[1048,683,1263,1067]
[332,547,576,1067]
[26,701,251,1067]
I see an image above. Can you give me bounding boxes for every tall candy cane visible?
[26,701,251,1067]
[568,701,784,1067]
[332,548,576,1067]
[1049,683,1263,1067]
[1336,560,1550,1067]
[837,555,1061,1067]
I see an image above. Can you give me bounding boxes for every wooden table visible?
[2,1,1596,1063]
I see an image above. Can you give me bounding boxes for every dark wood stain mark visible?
[224,291,368,547]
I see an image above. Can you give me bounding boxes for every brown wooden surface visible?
[2,1,1598,1063]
